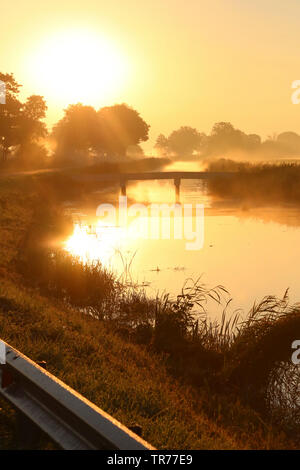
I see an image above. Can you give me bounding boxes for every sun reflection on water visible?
[64,222,126,266]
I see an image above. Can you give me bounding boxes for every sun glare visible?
[64,222,126,266]
[30,30,129,106]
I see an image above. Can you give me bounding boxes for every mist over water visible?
[63,176,300,319]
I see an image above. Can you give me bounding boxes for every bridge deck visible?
[71,171,234,182]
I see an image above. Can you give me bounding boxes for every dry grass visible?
[206,159,300,206]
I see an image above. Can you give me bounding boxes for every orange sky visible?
[2,0,300,147]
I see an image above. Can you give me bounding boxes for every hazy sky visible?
[2,0,300,147]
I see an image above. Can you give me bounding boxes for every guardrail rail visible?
[0,340,154,450]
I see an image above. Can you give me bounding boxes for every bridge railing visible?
[0,340,154,450]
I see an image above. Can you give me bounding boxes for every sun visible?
[30,29,129,106]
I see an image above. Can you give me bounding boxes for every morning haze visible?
[2,0,300,145]
[0,0,300,453]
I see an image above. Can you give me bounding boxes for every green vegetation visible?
[0,173,299,449]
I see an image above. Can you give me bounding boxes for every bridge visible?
[71,171,234,202]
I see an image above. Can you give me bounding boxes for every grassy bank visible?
[0,173,298,449]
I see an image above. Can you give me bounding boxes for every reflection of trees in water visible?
[205,203,300,229]
[237,207,300,228]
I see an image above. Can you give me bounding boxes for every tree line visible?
[0,73,150,169]
[0,73,48,168]
[1,72,300,170]
[155,124,300,159]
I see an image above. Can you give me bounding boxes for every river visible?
[62,166,300,319]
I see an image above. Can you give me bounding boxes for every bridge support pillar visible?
[120,179,127,197]
[174,178,181,203]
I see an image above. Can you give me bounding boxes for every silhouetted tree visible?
[277,132,300,155]
[154,128,206,157]
[0,73,22,162]
[53,103,149,164]
[97,104,150,157]
[209,122,243,154]
[247,134,261,150]
[154,134,169,155]
[53,104,99,164]
[0,74,48,167]
[167,126,205,156]
[207,122,262,155]
[21,95,47,136]
[16,95,48,168]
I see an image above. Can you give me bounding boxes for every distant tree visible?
[97,104,149,157]
[52,104,98,164]
[0,73,22,162]
[207,122,261,155]
[247,134,261,149]
[209,122,243,153]
[277,132,300,155]
[167,126,204,156]
[154,134,169,155]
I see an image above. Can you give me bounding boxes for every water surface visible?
[63,176,300,318]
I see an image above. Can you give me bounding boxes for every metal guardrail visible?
[0,340,154,450]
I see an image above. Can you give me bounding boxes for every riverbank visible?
[207,159,300,206]
[0,172,298,449]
